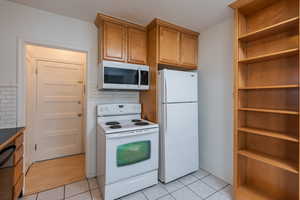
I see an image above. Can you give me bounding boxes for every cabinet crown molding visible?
[147,18,199,36]
[95,13,146,30]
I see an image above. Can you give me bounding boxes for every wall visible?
[0,1,139,177]
[198,16,234,184]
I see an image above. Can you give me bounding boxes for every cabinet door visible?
[103,21,127,62]
[180,33,198,67]
[128,28,147,64]
[159,26,180,65]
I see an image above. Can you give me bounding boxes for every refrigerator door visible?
[159,102,199,183]
[161,69,198,103]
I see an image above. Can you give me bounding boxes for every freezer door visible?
[159,102,199,183]
[162,69,198,103]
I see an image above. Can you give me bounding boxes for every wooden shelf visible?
[238,127,299,143]
[236,186,274,200]
[238,150,299,174]
[239,17,299,42]
[239,48,299,64]
[239,85,299,90]
[238,108,299,115]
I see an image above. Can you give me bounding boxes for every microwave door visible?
[103,67,139,90]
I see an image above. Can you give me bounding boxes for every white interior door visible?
[160,102,199,183]
[162,69,198,103]
[35,60,84,161]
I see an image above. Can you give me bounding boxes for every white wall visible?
[0,1,139,177]
[198,16,234,184]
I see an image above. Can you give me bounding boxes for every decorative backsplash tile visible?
[0,85,17,129]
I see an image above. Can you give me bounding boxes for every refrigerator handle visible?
[164,104,168,132]
[164,77,167,103]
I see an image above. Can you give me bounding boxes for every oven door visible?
[102,64,139,90]
[105,128,158,184]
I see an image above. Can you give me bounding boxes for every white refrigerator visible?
[158,69,199,183]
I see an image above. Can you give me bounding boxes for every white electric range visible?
[96,104,159,200]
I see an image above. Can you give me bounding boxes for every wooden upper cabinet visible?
[128,28,147,64]
[102,21,127,62]
[159,26,181,64]
[180,33,198,67]
[152,19,199,70]
[96,14,147,64]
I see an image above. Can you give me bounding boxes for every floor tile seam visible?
[202,184,231,200]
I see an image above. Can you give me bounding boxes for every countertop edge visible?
[0,127,25,151]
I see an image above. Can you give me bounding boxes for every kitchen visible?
[0,0,298,200]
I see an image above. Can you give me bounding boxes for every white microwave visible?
[98,61,150,90]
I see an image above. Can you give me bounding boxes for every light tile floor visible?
[20,169,232,200]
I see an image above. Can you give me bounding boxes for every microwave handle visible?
[138,69,141,88]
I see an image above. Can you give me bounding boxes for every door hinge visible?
[34,144,37,151]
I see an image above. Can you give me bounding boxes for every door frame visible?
[17,37,90,181]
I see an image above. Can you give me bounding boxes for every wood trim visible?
[14,145,23,165]
[13,174,23,200]
[14,158,23,185]
[158,61,197,70]
[298,0,300,196]
[229,0,277,12]
[0,129,24,151]
[147,18,199,36]
[233,8,239,199]
[140,25,158,122]
[95,13,146,30]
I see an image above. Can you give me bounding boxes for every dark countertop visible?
[0,127,25,150]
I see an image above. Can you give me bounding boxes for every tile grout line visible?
[157,172,212,199]
[166,173,230,200]
[202,184,231,200]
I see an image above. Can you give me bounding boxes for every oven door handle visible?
[107,129,158,139]
[0,145,16,167]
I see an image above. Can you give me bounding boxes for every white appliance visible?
[96,104,159,200]
[158,69,199,183]
[98,60,150,90]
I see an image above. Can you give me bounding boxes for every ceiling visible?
[8,0,234,32]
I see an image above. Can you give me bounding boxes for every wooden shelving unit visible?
[230,0,300,199]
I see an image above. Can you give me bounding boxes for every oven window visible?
[117,141,151,167]
[140,71,149,85]
[104,67,138,85]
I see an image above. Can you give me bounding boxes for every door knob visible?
[78,113,82,117]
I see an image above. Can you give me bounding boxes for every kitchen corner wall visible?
[0,1,138,177]
[198,16,234,184]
